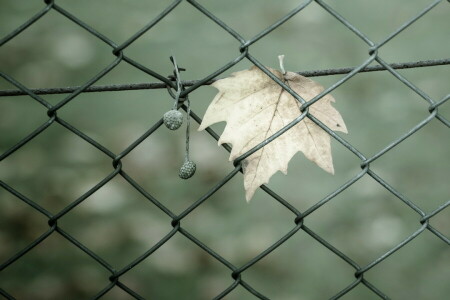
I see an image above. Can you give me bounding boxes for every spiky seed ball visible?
[179,160,196,179]
[163,110,183,130]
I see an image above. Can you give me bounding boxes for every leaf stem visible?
[278,55,286,75]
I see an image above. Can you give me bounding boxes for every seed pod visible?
[179,160,196,179]
[163,110,183,130]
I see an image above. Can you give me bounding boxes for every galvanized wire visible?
[0,0,449,299]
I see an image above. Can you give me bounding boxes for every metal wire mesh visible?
[0,0,449,299]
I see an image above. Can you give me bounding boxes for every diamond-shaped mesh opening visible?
[119,233,233,299]
[55,0,174,44]
[0,2,44,38]
[304,175,422,260]
[324,0,440,43]
[0,10,112,88]
[55,88,169,153]
[0,234,112,300]
[369,2,450,62]
[239,232,356,299]
[0,96,48,153]
[0,192,48,262]
[182,183,296,264]
[58,176,174,268]
[366,230,450,299]
[123,1,241,81]
[370,118,450,211]
[363,66,450,112]
[1,124,113,213]
[1,0,449,299]
[195,0,310,39]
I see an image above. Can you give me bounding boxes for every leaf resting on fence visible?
[198,66,347,201]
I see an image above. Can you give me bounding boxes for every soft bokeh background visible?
[0,0,449,299]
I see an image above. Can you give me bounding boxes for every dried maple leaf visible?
[198,63,347,201]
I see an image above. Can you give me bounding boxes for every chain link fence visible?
[1,0,449,299]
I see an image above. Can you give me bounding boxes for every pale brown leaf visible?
[198,66,347,201]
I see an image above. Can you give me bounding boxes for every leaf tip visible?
[245,190,255,202]
[328,166,335,175]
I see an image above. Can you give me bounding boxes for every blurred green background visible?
[0,0,449,299]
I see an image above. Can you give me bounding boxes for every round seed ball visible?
[179,160,196,179]
[163,110,183,130]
